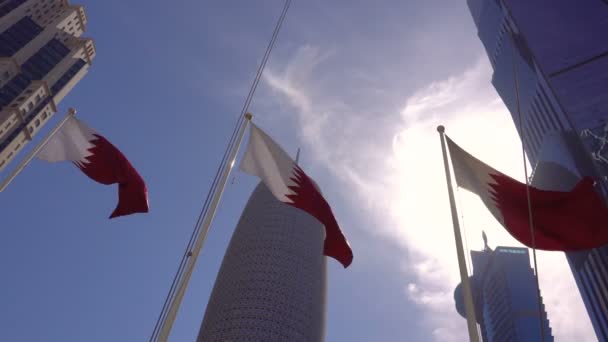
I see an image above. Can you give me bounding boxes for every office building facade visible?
[467,1,608,339]
[197,182,327,341]
[0,0,95,172]
[455,245,553,341]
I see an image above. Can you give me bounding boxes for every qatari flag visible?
[239,123,353,268]
[446,135,608,250]
[37,117,149,218]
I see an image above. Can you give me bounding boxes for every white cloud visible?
[264,46,596,341]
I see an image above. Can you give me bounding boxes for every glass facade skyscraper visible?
[467,1,608,340]
[455,245,553,341]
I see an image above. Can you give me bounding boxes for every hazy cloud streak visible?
[264,46,595,341]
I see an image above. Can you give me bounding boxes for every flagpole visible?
[437,125,480,342]
[150,0,291,338]
[0,108,76,192]
[155,113,252,342]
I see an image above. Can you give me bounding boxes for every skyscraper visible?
[454,243,553,341]
[467,1,608,339]
[197,182,327,341]
[0,0,95,172]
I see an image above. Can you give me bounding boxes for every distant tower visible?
[0,0,95,171]
[197,182,327,341]
[454,236,553,341]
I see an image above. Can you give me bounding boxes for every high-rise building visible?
[0,0,95,172]
[197,182,327,341]
[467,1,608,339]
[454,242,553,341]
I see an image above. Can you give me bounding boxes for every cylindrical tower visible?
[197,182,327,341]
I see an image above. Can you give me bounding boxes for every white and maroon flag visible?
[240,123,353,268]
[37,117,149,219]
[446,135,608,251]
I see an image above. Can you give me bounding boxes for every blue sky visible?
[0,0,597,341]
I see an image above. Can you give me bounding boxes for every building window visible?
[28,127,33,133]
[42,112,48,120]
[28,102,33,110]
[35,119,40,127]
[36,94,41,102]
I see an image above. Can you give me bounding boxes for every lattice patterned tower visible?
[197,182,327,341]
[0,0,95,171]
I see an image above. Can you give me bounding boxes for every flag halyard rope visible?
[149,1,293,341]
[456,188,474,277]
[455,187,483,341]
[508,29,546,342]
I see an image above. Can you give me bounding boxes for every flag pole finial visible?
[245,112,253,120]
[437,125,445,134]
[68,107,77,116]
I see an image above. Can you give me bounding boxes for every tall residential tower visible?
[0,0,95,172]
[467,1,608,339]
[197,182,327,341]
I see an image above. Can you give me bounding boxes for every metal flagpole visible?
[155,113,252,342]
[437,125,480,342]
[0,107,76,192]
[150,1,290,339]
